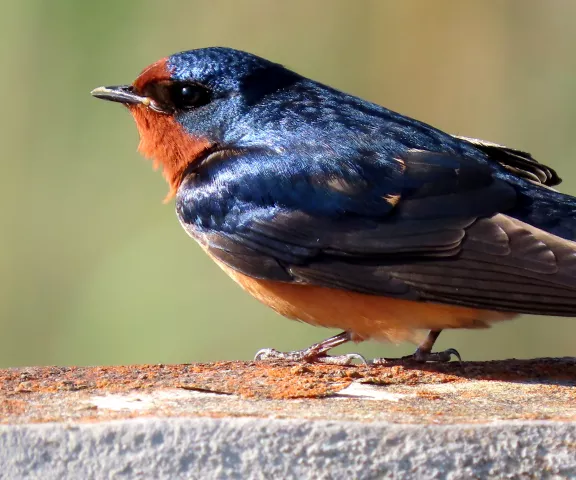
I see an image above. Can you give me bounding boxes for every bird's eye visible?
[168,84,210,110]
[142,81,211,113]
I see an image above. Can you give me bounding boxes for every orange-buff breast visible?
[208,253,515,343]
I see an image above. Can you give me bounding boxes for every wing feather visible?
[190,150,576,316]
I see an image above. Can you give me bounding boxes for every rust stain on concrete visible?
[1,358,575,425]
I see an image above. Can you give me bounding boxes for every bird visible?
[91,47,576,365]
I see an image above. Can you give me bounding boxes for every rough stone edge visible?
[1,418,574,479]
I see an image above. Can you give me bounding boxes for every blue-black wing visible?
[177,149,576,316]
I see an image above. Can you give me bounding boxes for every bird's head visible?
[92,47,301,200]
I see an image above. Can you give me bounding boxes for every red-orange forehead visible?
[133,57,172,91]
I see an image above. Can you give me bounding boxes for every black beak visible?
[90,85,151,106]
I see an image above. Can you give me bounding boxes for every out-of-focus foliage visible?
[1,0,575,367]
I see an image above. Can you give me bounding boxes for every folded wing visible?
[183,150,576,316]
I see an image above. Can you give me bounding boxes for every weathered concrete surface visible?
[1,358,575,479]
[2,358,575,424]
[2,418,575,480]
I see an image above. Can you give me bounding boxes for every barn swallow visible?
[91,47,575,365]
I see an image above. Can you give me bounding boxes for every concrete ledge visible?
[1,358,575,478]
[2,418,575,479]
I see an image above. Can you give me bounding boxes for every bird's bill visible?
[90,85,151,107]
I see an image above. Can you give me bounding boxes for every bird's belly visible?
[208,253,515,343]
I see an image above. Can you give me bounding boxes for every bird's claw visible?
[254,348,306,362]
[316,353,367,365]
[254,348,367,366]
[411,347,461,363]
[371,347,462,365]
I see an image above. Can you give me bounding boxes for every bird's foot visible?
[254,331,366,365]
[255,348,366,365]
[372,347,461,365]
[410,347,461,363]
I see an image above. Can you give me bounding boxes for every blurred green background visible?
[1,0,575,367]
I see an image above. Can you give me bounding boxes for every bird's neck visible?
[128,105,212,201]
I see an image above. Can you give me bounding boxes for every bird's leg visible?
[372,330,461,365]
[254,331,367,365]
